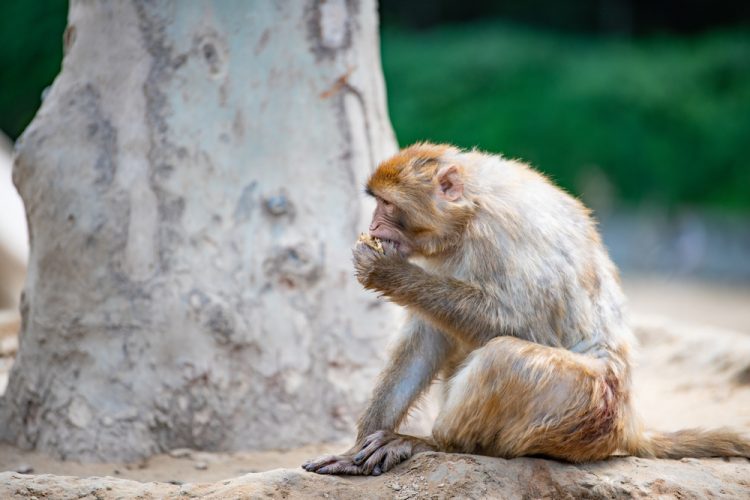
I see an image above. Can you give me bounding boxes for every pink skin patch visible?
[368,198,412,256]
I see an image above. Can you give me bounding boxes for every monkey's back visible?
[454,152,634,360]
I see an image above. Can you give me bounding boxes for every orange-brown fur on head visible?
[367,142,452,193]
[366,142,475,257]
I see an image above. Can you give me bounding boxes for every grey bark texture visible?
[0,0,399,461]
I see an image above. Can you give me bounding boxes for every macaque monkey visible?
[303,143,750,476]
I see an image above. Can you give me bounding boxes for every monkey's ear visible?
[436,165,463,202]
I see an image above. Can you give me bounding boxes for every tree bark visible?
[0,0,398,461]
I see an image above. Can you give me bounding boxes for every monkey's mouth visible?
[369,230,411,255]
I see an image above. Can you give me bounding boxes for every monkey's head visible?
[365,143,476,258]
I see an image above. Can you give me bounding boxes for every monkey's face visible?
[365,145,475,258]
[368,196,413,256]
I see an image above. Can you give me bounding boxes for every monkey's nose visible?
[369,221,380,231]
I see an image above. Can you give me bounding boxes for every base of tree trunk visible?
[0,0,398,461]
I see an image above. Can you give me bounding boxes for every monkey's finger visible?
[381,446,411,473]
[302,458,328,471]
[353,434,390,464]
[352,443,378,465]
[316,461,362,475]
[360,432,378,448]
[362,429,388,446]
[301,455,339,472]
[380,240,400,257]
[352,249,375,269]
[353,241,379,255]
[361,445,389,471]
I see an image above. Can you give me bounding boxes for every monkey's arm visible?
[303,316,450,475]
[356,317,451,440]
[355,246,511,346]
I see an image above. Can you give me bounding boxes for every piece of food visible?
[358,233,384,253]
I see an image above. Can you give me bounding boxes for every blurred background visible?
[0,0,748,336]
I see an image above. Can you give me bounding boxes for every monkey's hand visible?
[353,239,409,293]
[303,431,429,476]
[301,448,363,476]
[351,430,430,475]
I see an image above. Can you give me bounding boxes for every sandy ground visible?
[0,276,748,484]
[623,276,750,335]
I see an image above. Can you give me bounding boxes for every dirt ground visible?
[0,276,748,485]
[623,275,750,335]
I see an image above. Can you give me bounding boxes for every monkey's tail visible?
[625,428,750,459]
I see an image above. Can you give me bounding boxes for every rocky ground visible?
[2,453,749,499]
[0,278,749,498]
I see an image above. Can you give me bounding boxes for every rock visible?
[1,453,748,499]
[168,448,193,459]
[14,463,33,474]
[194,461,208,471]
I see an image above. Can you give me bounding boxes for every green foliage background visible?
[0,1,748,211]
[382,24,750,210]
[0,1,67,140]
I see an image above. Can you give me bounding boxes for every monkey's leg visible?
[303,317,451,475]
[432,336,625,462]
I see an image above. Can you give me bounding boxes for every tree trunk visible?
[0,0,398,461]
